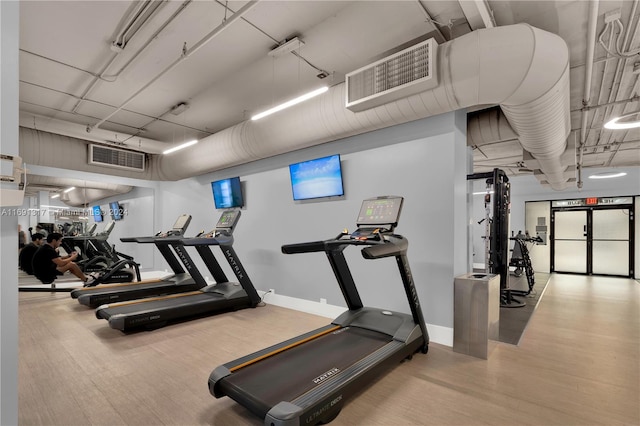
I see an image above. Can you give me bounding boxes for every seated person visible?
[19,232,44,275]
[32,233,97,285]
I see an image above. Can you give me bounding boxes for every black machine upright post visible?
[326,247,364,311]
[156,244,186,275]
[194,245,229,283]
[361,234,429,352]
[219,244,261,306]
[172,245,207,287]
[395,251,429,351]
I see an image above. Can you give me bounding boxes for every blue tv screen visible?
[211,177,244,209]
[289,154,344,201]
[92,205,103,223]
[109,201,123,221]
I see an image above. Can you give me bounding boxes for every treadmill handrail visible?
[281,239,331,254]
[281,232,407,258]
[165,233,234,246]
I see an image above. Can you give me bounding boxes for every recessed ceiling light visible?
[588,171,627,179]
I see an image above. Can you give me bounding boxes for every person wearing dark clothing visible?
[19,233,44,275]
[18,225,27,250]
[32,233,95,285]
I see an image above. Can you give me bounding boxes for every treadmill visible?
[70,214,202,308]
[95,209,260,331]
[208,196,429,425]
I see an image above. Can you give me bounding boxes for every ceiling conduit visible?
[153,23,571,189]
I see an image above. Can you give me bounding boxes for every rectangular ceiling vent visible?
[88,144,145,172]
[346,38,438,112]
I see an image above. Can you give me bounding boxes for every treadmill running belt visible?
[221,326,391,415]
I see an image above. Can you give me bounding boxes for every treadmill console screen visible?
[171,214,192,234]
[356,196,403,228]
[216,210,240,231]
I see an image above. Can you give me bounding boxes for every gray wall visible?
[149,111,471,329]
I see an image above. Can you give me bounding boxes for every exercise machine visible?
[209,196,429,425]
[70,214,198,308]
[509,231,543,296]
[94,209,260,331]
[63,221,120,272]
[468,168,524,308]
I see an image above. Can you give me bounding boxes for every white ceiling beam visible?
[458,0,496,30]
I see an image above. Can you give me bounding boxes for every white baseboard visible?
[258,290,453,347]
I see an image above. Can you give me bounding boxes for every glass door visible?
[553,210,587,273]
[592,208,630,276]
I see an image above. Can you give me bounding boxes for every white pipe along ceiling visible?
[20,23,572,190]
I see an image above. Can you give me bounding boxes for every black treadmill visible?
[208,196,429,425]
[70,214,201,308]
[94,209,261,331]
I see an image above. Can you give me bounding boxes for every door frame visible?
[551,201,634,278]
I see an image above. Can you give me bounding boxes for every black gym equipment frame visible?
[209,196,429,425]
[467,168,524,308]
[94,210,260,331]
[62,221,119,273]
[70,214,199,308]
[509,233,543,296]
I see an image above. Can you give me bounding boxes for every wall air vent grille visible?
[346,38,438,112]
[88,144,145,171]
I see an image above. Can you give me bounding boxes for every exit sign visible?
[586,197,598,205]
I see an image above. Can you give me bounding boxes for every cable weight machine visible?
[468,168,525,308]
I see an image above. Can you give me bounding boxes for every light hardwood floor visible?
[18,274,639,425]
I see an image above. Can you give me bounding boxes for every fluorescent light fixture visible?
[588,171,627,179]
[604,112,640,130]
[473,191,495,195]
[252,86,328,121]
[51,194,60,199]
[63,186,75,193]
[163,139,198,155]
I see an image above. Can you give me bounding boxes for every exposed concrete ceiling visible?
[16,0,640,199]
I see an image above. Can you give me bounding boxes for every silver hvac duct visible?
[153,24,571,189]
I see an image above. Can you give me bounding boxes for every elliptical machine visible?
[64,222,141,287]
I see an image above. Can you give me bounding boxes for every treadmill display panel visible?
[216,210,240,230]
[356,197,403,227]
[172,214,192,233]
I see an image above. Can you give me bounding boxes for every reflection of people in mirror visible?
[18,224,27,250]
[32,233,96,286]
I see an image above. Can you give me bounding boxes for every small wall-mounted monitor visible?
[92,205,103,223]
[211,177,244,209]
[109,201,124,221]
[289,154,344,201]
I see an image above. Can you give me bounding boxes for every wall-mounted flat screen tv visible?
[109,201,123,221]
[92,205,103,223]
[211,177,244,209]
[289,154,344,201]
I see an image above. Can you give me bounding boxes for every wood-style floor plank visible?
[18,274,639,425]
